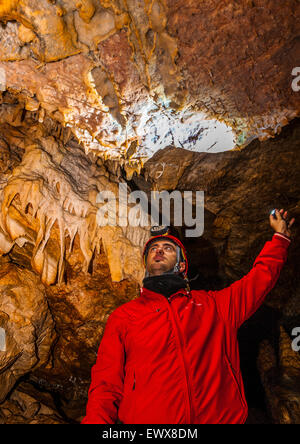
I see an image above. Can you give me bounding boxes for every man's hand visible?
[270,208,295,238]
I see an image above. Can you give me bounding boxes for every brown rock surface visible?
[0,261,56,403]
[257,326,300,424]
[0,390,66,424]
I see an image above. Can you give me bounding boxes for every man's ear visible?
[179,262,186,273]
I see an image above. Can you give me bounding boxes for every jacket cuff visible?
[273,232,291,244]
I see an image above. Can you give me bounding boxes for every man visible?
[82,208,295,424]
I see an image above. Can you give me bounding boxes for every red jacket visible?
[82,233,291,424]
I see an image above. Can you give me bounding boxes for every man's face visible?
[146,239,186,276]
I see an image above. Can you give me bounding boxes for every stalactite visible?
[0,137,148,286]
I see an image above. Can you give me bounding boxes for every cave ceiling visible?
[0,0,299,160]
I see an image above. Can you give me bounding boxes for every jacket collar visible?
[139,286,190,303]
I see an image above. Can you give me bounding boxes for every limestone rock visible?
[0,1,298,160]
[0,263,56,403]
[0,390,66,424]
[0,116,148,286]
[257,326,300,424]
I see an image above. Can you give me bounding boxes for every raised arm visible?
[208,208,295,329]
[81,310,126,424]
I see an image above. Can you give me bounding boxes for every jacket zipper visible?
[224,354,246,409]
[167,296,193,423]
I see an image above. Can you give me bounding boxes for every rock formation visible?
[0,0,299,424]
[0,262,56,403]
[257,326,300,424]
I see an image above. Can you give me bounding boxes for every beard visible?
[148,260,174,276]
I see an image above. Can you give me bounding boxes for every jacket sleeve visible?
[208,233,291,329]
[81,310,126,424]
